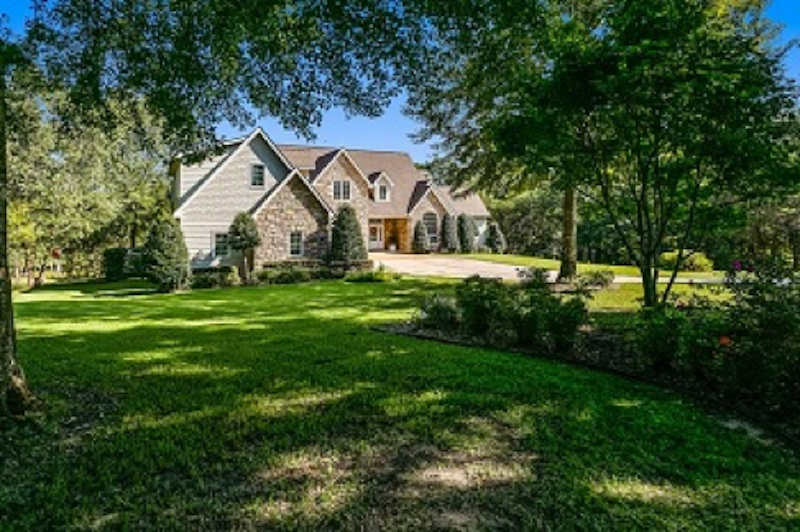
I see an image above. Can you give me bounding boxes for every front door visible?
[368,222,384,251]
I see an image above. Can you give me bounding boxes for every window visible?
[377,184,390,202]
[251,164,265,187]
[289,231,304,257]
[214,233,230,257]
[423,212,439,247]
[333,179,351,201]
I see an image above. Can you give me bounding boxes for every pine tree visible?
[457,214,476,253]
[440,214,459,253]
[330,205,367,262]
[144,217,190,292]
[412,220,429,254]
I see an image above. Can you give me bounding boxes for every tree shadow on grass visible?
[4,280,800,531]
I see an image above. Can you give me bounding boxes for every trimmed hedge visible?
[191,266,239,289]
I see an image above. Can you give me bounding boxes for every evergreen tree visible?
[228,212,261,282]
[457,214,476,253]
[486,221,507,254]
[330,205,366,262]
[412,220,429,254]
[440,214,459,253]
[144,217,190,292]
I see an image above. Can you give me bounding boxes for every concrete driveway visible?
[370,252,553,282]
[370,252,717,285]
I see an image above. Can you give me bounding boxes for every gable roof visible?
[408,181,457,216]
[309,148,373,189]
[175,128,293,216]
[280,145,429,218]
[251,169,334,218]
[437,185,491,218]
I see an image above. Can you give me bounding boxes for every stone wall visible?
[254,177,330,263]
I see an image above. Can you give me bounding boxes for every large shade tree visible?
[407,0,799,306]
[1,0,425,415]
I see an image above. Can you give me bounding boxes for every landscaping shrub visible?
[456,276,515,341]
[416,294,461,332]
[103,248,128,282]
[660,250,714,272]
[330,205,367,262]
[257,265,315,284]
[485,221,507,254]
[412,220,429,254]
[457,214,477,253]
[191,266,239,289]
[417,270,588,353]
[228,212,261,282]
[345,264,397,283]
[143,217,190,292]
[440,215,459,253]
[574,270,615,291]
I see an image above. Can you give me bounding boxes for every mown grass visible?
[464,253,724,279]
[2,279,798,531]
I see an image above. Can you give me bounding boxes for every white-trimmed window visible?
[377,183,390,202]
[214,233,231,257]
[423,212,439,247]
[251,164,265,187]
[333,179,351,201]
[289,231,304,257]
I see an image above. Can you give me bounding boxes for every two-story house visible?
[171,128,490,267]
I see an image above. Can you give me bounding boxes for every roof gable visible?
[251,170,334,218]
[175,128,294,216]
[312,149,372,189]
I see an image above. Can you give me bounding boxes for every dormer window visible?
[251,164,265,187]
[333,179,351,201]
[377,183,390,202]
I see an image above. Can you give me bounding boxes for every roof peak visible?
[277,143,411,157]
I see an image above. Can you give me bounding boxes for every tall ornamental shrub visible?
[457,214,476,253]
[440,214,459,253]
[412,220,429,253]
[330,204,367,262]
[144,217,190,292]
[486,221,507,254]
[229,212,261,282]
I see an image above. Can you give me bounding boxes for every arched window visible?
[423,212,439,249]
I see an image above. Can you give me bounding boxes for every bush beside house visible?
[228,212,262,283]
[440,215,459,253]
[144,217,190,292]
[457,214,477,253]
[330,205,367,263]
[485,221,507,254]
[412,221,429,254]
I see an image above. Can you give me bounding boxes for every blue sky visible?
[3,1,799,162]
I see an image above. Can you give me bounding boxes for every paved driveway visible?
[370,252,553,282]
[370,253,717,285]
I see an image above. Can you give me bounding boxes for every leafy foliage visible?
[143,217,190,292]
[412,220,428,254]
[660,250,714,273]
[103,248,128,283]
[228,212,261,253]
[191,266,239,289]
[330,204,367,263]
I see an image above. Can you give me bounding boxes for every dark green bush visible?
[143,218,190,292]
[660,250,714,272]
[440,215,459,253]
[103,248,128,282]
[456,276,515,341]
[330,205,367,262]
[485,221,507,254]
[457,214,477,253]
[416,294,461,332]
[191,266,239,289]
[412,220,429,254]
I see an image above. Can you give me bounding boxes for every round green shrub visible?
[330,205,367,262]
[659,250,714,272]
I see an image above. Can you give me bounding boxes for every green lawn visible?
[464,253,724,279]
[3,279,798,531]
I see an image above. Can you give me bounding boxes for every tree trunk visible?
[558,185,578,282]
[640,259,659,308]
[0,67,34,416]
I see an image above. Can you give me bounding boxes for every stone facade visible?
[254,177,330,263]
[312,154,371,244]
[409,191,449,251]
